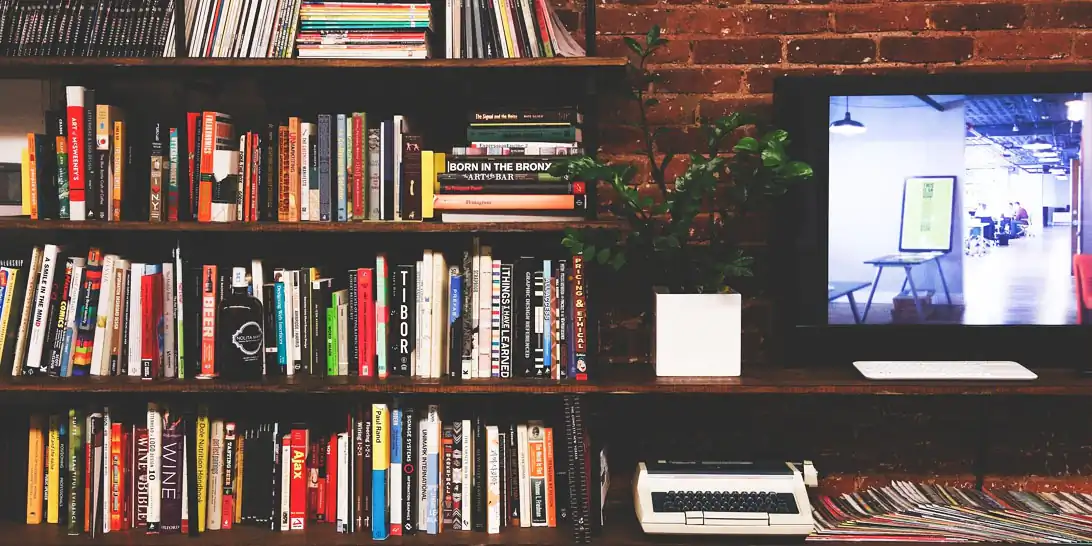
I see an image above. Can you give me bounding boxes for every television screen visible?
[826,93,1082,327]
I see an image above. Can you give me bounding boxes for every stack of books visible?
[295,0,432,59]
[21,400,605,540]
[185,0,304,58]
[441,0,584,58]
[810,481,1092,542]
[435,108,586,223]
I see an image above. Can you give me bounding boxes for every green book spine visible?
[327,306,337,375]
[66,409,83,535]
[466,126,579,143]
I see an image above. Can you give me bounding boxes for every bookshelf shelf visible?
[0,219,622,234]
[0,367,1082,395]
[0,56,629,74]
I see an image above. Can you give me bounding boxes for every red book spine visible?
[308,438,321,521]
[186,112,199,221]
[121,429,132,530]
[352,115,364,219]
[200,265,217,378]
[140,274,156,379]
[325,435,338,524]
[289,429,307,530]
[110,422,123,531]
[198,112,215,222]
[67,94,85,218]
[358,269,374,377]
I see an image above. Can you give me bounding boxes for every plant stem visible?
[635,51,668,198]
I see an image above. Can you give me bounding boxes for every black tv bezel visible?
[770,71,1090,370]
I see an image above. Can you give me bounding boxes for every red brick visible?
[665,8,742,35]
[597,8,670,34]
[1028,2,1092,29]
[929,3,1026,31]
[746,67,826,93]
[838,66,929,77]
[977,31,1071,60]
[698,97,774,123]
[653,126,708,153]
[930,62,1031,74]
[1076,32,1092,57]
[600,0,657,7]
[597,36,692,63]
[692,38,783,64]
[741,8,831,34]
[879,36,974,63]
[600,125,648,155]
[653,68,743,93]
[606,95,702,125]
[834,5,928,32]
[787,38,876,64]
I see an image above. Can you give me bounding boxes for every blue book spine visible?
[389,407,403,534]
[274,282,287,371]
[59,327,75,378]
[317,114,332,222]
[542,260,552,376]
[425,426,439,534]
[336,114,348,222]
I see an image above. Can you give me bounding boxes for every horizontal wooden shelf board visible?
[0,56,629,71]
[0,218,621,234]
[0,367,1083,394]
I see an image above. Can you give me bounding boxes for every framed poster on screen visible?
[898,176,956,253]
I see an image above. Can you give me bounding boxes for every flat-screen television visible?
[772,72,1092,369]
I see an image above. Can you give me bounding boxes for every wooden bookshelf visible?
[0,366,1083,395]
[0,218,622,234]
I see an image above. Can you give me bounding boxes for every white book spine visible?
[468,243,480,379]
[25,244,59,374]
[486,425,500,534]
[250,259,264,304]
[477,247,493,378]
[207,420,224,530]
[90,254,117,376]
[289,270,302,366]
[460,418,472,530]
[146,404,163,531]
[173,247,184,379]
[412,260,422,377]
[432,254,446,379]
[389,408,403,531]
[421,251,433,378]
[280,439,291,530]
[162,263,176,378]
[300,123,312,221]
[517,424,530,527]
[417,416,428,529]
[491,259,501,378]
[426,405,441,534]
[127,263,145,377]
[337,432,349,532]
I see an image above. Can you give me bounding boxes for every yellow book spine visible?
[422,150,434,219]
[372,404,388,470]
[0,268,19,357]
[26,414,44,524]
[20,146,30,215]
[196,406,210,532]
[112,120,126,221]
[234,434,244,524]
[46,415,60,524]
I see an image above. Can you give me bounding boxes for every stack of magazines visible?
[809,481,1092,542]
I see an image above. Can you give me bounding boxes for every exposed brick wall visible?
[581,1,1092,365]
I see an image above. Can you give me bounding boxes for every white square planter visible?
[654,292,742,377]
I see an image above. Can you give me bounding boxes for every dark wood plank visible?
[0,366,1087,394]
[0,219,622,234]
[0,56,628,70]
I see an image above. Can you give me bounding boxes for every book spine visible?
[160,420,182,533]
[146,404,162,533]
[289,429,306,530]
[426,406,440,534]
[221,423,236,529]
[486,425,500,534]
[441,425,454,528]
[199,265,217,378]
[317,115,332,222]
[371,404,389,540]
[65,87,87,221]
[134,426,149,528]
[168,127,179,221]
[336,114,347,222]
[528,423,547,526]
[571,255,587,380]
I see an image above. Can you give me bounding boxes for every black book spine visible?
[391,264,414,376]
[472,416,486,531]
[401,135,422,220]
[460,249,474,375]
[160,418,183,533]
[83,90,96,220]
[311,279,329,376]
[442,424,454,527]
[347,269,359,376]
[381,121,394,220]
[532,267,545,377]
[297,269,310,375]
[57,415,69,531]
[402,407,416,534]
[557,260,568,380]
[271,428,282,531]
[447,267,463,379]
[46,258,74,375]
[191,116,204,221]
[42,252,67,375]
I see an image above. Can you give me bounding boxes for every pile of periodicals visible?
[808,481,1092,543]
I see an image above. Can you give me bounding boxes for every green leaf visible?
[760,129,789,146]
[596,248,611,264]
[583,244,596,259]
[781,160,814,179]
[761,142,786,167]
[610,252,627,270]
[646,25,661,46]
[623,36,643,56]
[733,137,761,153]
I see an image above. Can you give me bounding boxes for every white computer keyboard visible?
[853,360,1038,380]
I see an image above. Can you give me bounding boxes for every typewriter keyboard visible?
[651,491,799,514]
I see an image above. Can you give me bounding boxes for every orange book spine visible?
[199,265,218,378]
[288,118,300,222]
[432,194,580,210]
[242,133,252,223]
[278,126,290,221]
[198,113,215,222]
[544,428,556,527]
[110,422,122,531]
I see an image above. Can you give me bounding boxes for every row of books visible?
[0,240,592,380]
[23,398,605,542]
[0,0,177,58]
[0,0,581,59]
[809,481,1092,542]
[443,0,582,59]
[17,88,591,223]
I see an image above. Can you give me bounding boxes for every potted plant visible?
[550,26,813,377]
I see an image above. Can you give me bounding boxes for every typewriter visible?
[633,460,818,536]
